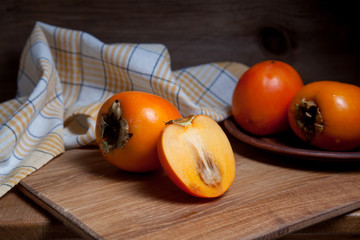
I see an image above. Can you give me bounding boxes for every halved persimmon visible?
[157,115,236,198]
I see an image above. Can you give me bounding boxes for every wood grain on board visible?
[18,133,360,240]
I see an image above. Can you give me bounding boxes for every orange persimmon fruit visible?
[95,91,181,172]
[288,81,360,151]
[157,115,236,198]
[232,60,303,136]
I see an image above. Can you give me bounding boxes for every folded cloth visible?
[0,21,248,198]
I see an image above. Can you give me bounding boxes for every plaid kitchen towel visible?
[0,21,248,197]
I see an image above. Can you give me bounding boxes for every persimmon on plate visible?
[232,60,303,136]
[288,81,360,151]
[157,115,236,198]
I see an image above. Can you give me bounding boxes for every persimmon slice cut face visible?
[157,115,236,198]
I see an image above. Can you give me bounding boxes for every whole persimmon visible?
[232,60,303,136]
[288,81,360,151]
[95,91,182,172]
[157,115,236,198]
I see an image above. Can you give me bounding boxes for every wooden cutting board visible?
[18,131,360,240]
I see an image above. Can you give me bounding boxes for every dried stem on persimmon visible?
[99,100,133,153]
[295,98,324,142]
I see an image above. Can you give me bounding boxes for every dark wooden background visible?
[1,0,359,103]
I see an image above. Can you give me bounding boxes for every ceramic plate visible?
[224,117,360,162]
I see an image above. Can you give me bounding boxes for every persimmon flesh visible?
[157,115,236,198]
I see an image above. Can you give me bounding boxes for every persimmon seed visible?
[197,152,221,187]
[186,134,221,187]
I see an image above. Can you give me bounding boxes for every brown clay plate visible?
[224,117,360,162]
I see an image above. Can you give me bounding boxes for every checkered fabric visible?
[0,22,248,197]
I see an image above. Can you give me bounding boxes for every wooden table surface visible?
[1,0,360,239]
[6,192,360,239]
[5,189,360,240]
[2,120,360,239]
[1,146,360,240]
